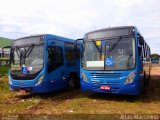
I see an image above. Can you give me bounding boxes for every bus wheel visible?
[66,74,77,91]
[146,68,151,86]
[143,72,147,87]
[146,74,150,86]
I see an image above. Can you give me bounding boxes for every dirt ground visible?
[151,64,160,75]
[16,66,160,113]
[0,65,160,120]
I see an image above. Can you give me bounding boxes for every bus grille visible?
[90,72,122,79]
[89,72,124,93]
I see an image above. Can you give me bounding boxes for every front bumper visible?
[80,79,140,95]
[9,80,57,93]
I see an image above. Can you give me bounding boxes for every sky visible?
[0,0,160,54]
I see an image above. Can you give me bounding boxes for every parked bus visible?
[80,26,151,95]
[9,34,80,93]
[0,58,9,75]
[151,55,159,64]
[0,47,10,76]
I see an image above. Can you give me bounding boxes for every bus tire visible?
[146,73,150,86]
[66,73,78,91]
[143,71,147,87]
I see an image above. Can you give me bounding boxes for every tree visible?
[151,53,160,60]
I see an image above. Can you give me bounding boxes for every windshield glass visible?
[82,37,135,70]
[10,37,44,75]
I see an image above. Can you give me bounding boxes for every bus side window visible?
[65,42,79,61]
[138,36,144,58]
[138,46,142,58]
[48,46,56,64]
[47,46,63,73]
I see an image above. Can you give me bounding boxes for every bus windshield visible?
[10,36,44,77]
[82,37,136,70]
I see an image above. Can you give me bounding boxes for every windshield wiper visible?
[10,47,15,65]
[92,39,102,53]
[127,54,133,69]
[109,36,122,52]
[14,44,35,65]
[26,44,34,57]
[15,46,20,58]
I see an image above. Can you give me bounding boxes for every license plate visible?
[100,85,111,90]
[19,90,26,93]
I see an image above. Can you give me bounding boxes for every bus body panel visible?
[80,26,151,95]
[9,34,80,93]
[80,68,141,95]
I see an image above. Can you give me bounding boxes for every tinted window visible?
[65,43,78,61]
[47,46,63,73]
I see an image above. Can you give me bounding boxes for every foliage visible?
[151,53,159,61]
[0,37,12,48]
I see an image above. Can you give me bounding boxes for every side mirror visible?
[74,39,83,58]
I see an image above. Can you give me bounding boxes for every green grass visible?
[0,76,42,114]
[0,37,12,48]
[0,58,9,75]
[0,66,8,73]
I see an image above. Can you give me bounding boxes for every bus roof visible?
[14,34,75,43]
[45,34,75,43]
[84,26,138,40]
[86,26,136,34]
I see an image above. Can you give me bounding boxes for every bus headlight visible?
[125,72,135,84]
[82,72,88,82]
[35,75,44,85]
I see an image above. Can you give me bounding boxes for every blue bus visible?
[80,26,151,95]
[151,56,159,64]
[9,34,80,93]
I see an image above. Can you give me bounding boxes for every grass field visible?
[0,66,160,120]
[0,37,12,48]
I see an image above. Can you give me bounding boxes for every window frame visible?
[64,42,78,61]
[47,46,64,73]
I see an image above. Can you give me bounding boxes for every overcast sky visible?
[0,0,159,54]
